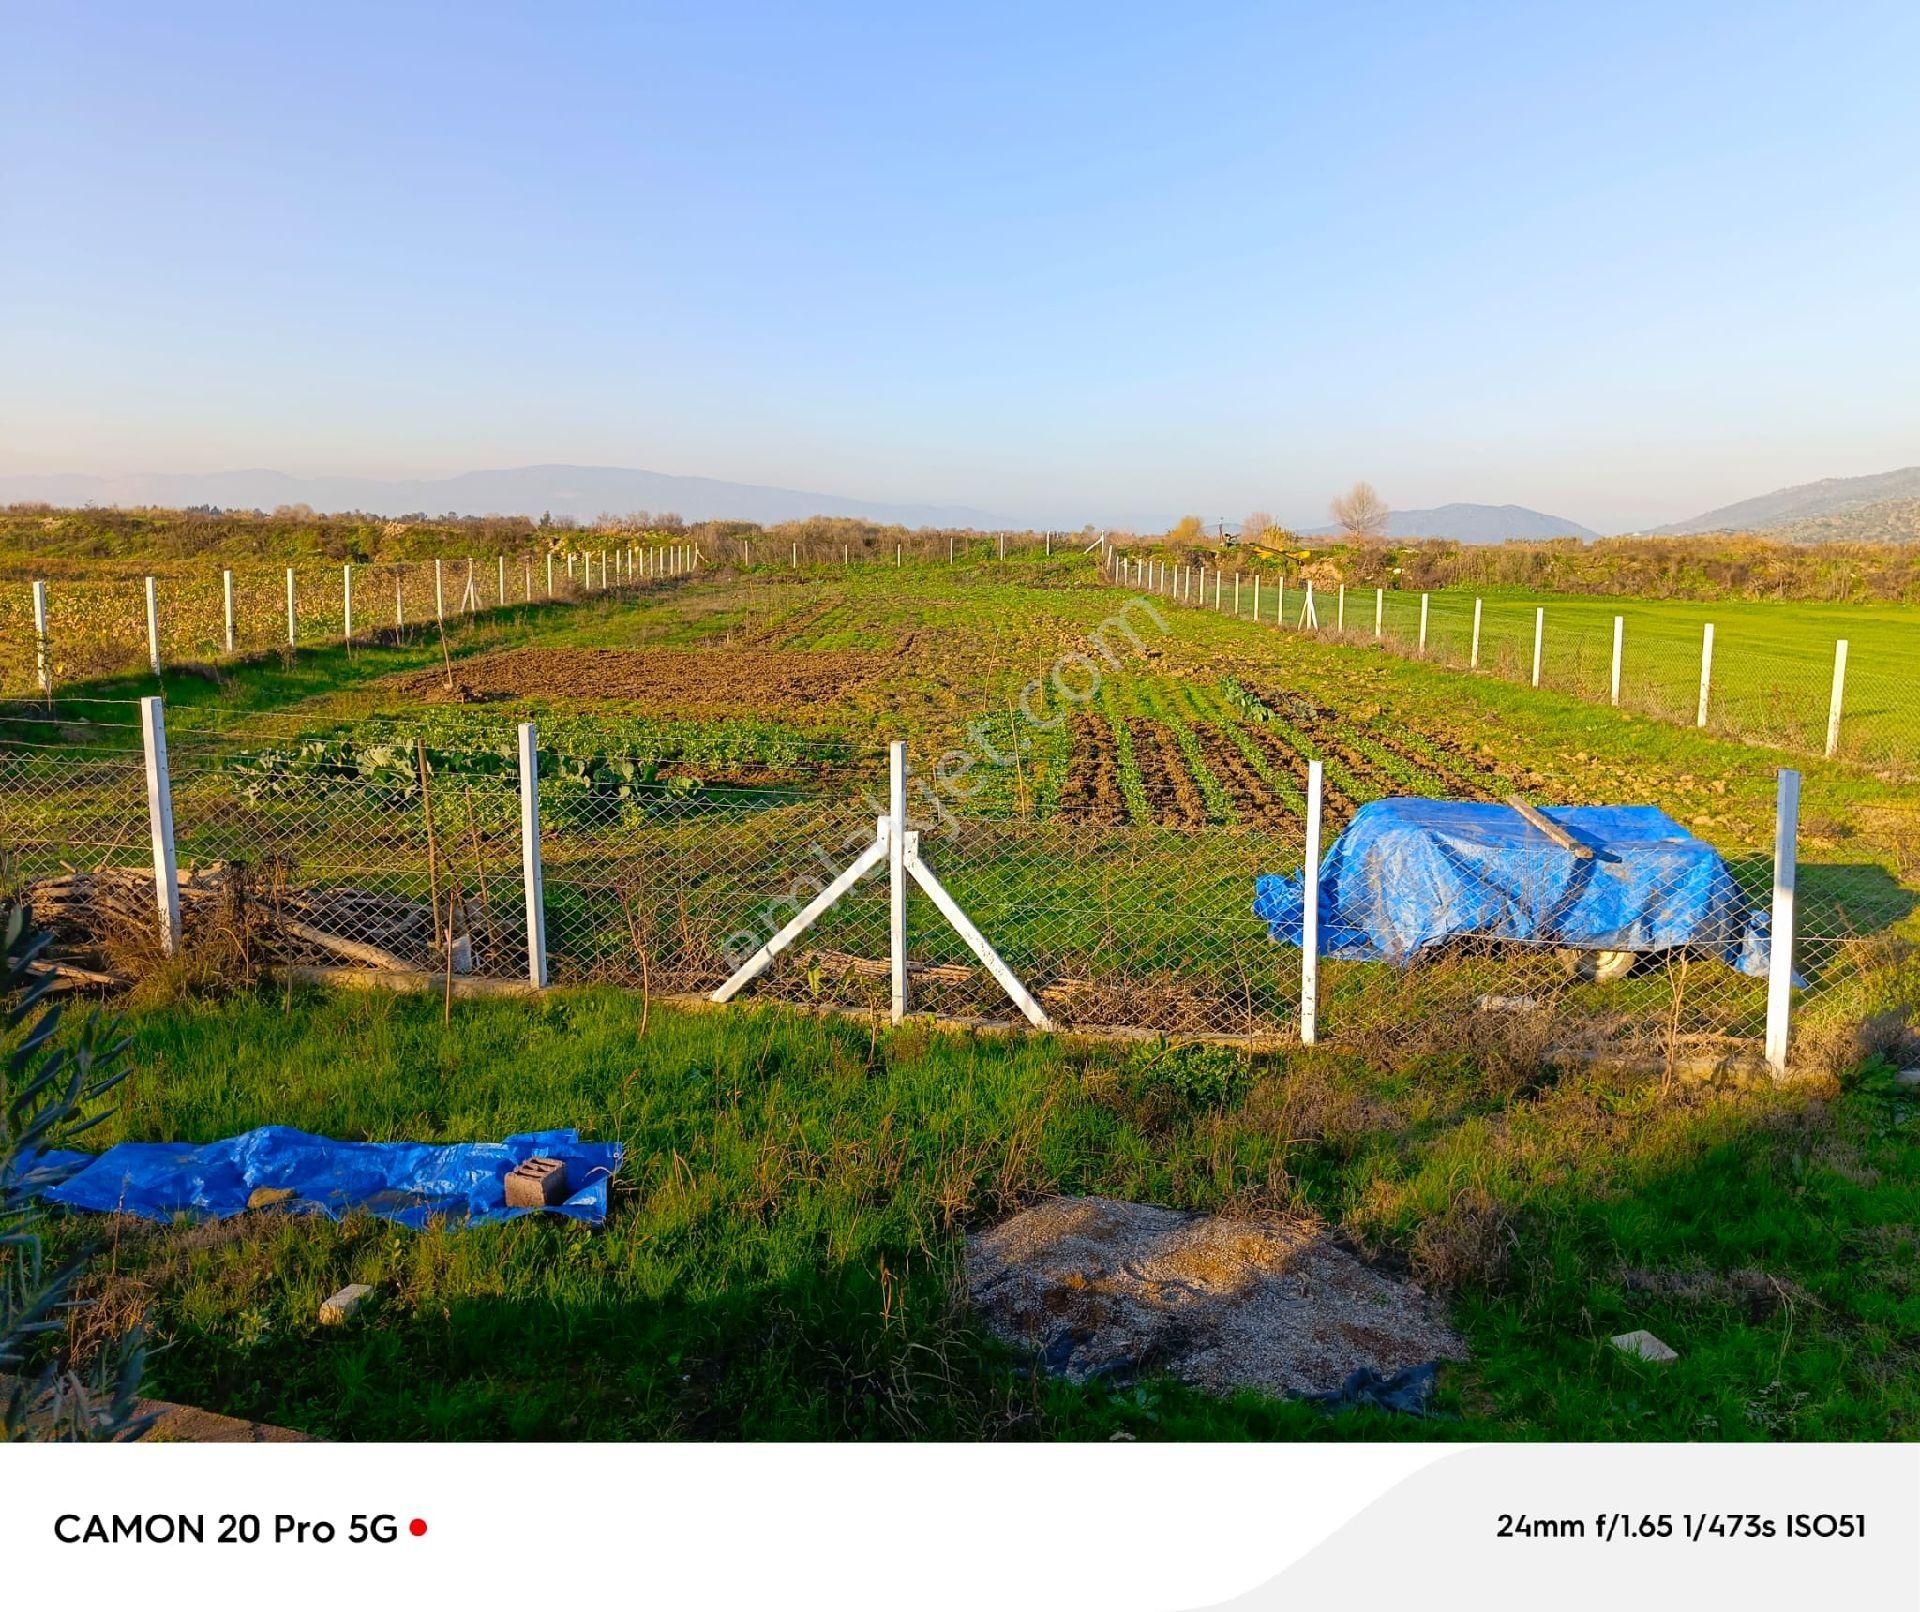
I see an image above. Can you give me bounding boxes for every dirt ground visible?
[386,646,888,710]
[967,1194,1466,1400]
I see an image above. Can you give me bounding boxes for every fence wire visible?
[2,710,1914,1068]
[1106,557,1920,780]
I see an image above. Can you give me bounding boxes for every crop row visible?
[1052,677,1525,834]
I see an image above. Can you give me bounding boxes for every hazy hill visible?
[1760,498,1920,546]
[1657,465,1920,534]
[0,464,1003,531]
[1305,503,1598,542]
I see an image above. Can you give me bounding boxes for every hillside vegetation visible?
[0,506,1020,575]
[1658,465,1920,535]
[9,504,1920,603]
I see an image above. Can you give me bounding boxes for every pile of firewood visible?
[13,862,466,987]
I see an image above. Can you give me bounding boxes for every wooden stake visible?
[1506,795,1593,859]
[416,740,453,1023]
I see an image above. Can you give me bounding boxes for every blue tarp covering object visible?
[36,1127,622,1228]
[1253,800,1775,977]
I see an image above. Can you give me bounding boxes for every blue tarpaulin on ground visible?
[35,1127,622,1228]
[1252,800,1774,976]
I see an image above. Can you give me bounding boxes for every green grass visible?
[1366,583,1920,772]
[8,558,1917,1041]
[11,557,1920,1442]
[34,985,1920,1441]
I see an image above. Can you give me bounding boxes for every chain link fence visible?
[1106,555,1920,779]
[0,536,1100,696]
[0,544,704,695]
[5,700,1912,1073]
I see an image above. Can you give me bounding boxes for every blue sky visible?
[4,1,1918,531]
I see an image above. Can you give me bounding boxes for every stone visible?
[1611,1328,1679,1363]
[504,1156,569,1208]
[967,1195,1465,1400]
[1894,1068,1920,1088]
[1475,994,1541,1014]
[246,1186,297,1211]
[319,1283,375,1326]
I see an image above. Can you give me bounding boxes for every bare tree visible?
[1241,510,1274,542]
[1329,482,1389,541]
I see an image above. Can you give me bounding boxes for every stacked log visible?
[11,863,450,987]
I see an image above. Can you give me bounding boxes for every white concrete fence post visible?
[1470,598,1482,668]
[1418,593,1429,655]
[546,551,554,598]
[517,722,548,988]
[435,559,445,622]
[343,563,353,646]
[222,570,235,655]
[1825,639,1849,759]
[1697,622,1715,727]
[139,695,181,958]
[1252,575,1260,620]
[1609,616,1624,707]
[497,554,506,605]
[1337,585,1346,632]
[395,570,405,628]
[145,576,162,675]
[286,568,298,647]
[32,579,50,694]
[1765,768,1800,1075]
[1374,587,1383,639]
[1531,606,1544,688]
[889,740,908,1024]
[1300,758,1323,1046]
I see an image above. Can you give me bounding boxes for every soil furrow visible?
[1125,718,1209,829]
[1057,711,1129,825]
[1239,724,1362,828]
[1188,722,1300,830]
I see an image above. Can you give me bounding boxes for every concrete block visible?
[504,1156,569,1208]
[319,1283,374,1326]
[1894,1068,1920,1088]
[1611,1328,1678,1363]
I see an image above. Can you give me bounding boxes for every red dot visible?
[409,1519,428,1537]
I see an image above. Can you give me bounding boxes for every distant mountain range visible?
[1655,465,1920,535]
[17,460,1920,545]
[0,464,1004,531]
[1303,503,1598,543]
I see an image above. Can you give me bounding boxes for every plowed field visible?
[387,646,885,711]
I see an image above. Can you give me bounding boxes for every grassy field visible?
[37,984,1920,1441]
[9,552,1920,1441]
[1376,584,1920,771]
[8,557,1917,1038]
[9,539,1920,774]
